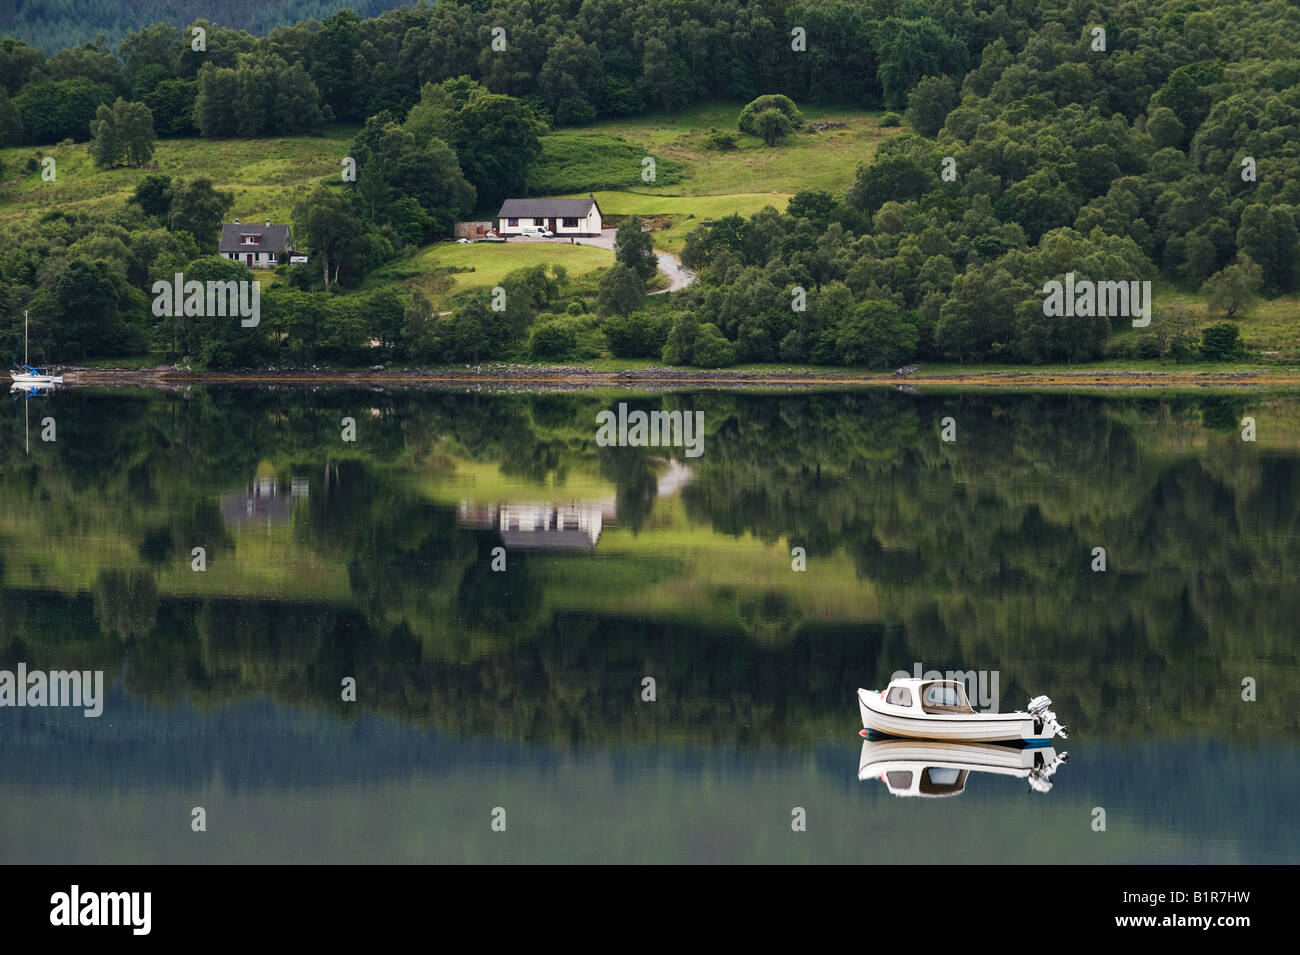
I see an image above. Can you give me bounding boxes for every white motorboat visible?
[858,739,1070,797]
[10,311,62,384]
[857,677,1067,745]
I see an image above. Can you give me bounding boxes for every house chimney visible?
[266,220,271,227]
[234,218,240,224]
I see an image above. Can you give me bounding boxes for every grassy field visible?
[0,129,352,231]
[1242,294,1300,357]
[374,240,613,302]
[586,190,788,251]
[564,100,894,196]
[534,101,895,252]
[1106,285,1300,359]
[527,132,685,193]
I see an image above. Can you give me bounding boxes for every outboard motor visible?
[1027,695,1068,740]
[1028,750,1070,792]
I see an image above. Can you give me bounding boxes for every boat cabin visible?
[881,678,977,715]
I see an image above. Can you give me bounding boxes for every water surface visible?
[1,386,1296,862]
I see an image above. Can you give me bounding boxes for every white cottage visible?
[496,195,602,237]
[219,220,294,268]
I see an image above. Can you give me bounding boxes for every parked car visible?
[520,226,554,237]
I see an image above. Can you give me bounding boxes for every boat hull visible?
[10,373,62,385]
[858,739,1067,796]
[858,688,1049,744]
[858,739,1046,779]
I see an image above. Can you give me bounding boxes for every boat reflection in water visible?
[9,380,59,397]
[858,739,1069,797]
[10,379,60,455]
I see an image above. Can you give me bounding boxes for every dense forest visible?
[1,0,1299,367]
[1,0,405,53]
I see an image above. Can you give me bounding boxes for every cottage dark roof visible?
[219,223,292,254]
[497,197,598,219]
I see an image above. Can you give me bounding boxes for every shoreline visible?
[45,364,1300,389]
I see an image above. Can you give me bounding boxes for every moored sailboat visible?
[10,311,63,385]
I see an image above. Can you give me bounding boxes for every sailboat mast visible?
[24,309,28,367]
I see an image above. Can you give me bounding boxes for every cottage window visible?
[562,217,579,228]
[508,218,519,227]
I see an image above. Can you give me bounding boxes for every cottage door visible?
[246,253,253,266]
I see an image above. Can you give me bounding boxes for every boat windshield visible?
[919,768,967,795]
[884,771,913,791]
[920,683,975,714]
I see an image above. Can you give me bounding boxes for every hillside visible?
[0,103,897,319]
[3,0,406,51]
[0,128,353,230]
[5,103,1300,359]
[2,0,1300,371]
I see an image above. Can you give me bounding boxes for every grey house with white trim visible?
[220,220,294,268]
[496,195,602,237]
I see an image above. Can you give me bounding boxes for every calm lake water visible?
[1,385,1297,863]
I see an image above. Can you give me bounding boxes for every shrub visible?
[530,319,578,358]
[690,322,737,367]
[752,108,793,146]
[879,112,902,127]
[598,262,646,316]
[554,97,596,128]
[905,75,957,137]
[702,128,738,150]
[1106,333,1160,359]
[661,312,698,364]
[603,310,668,358]
[1199,322,1246,361]
[738,94,803,136]
[1202,256,1264,318]
[834,300,917,367]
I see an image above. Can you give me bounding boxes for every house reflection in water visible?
[459,501,613,551]
[221,476,309,530]
[457,460,692,552]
